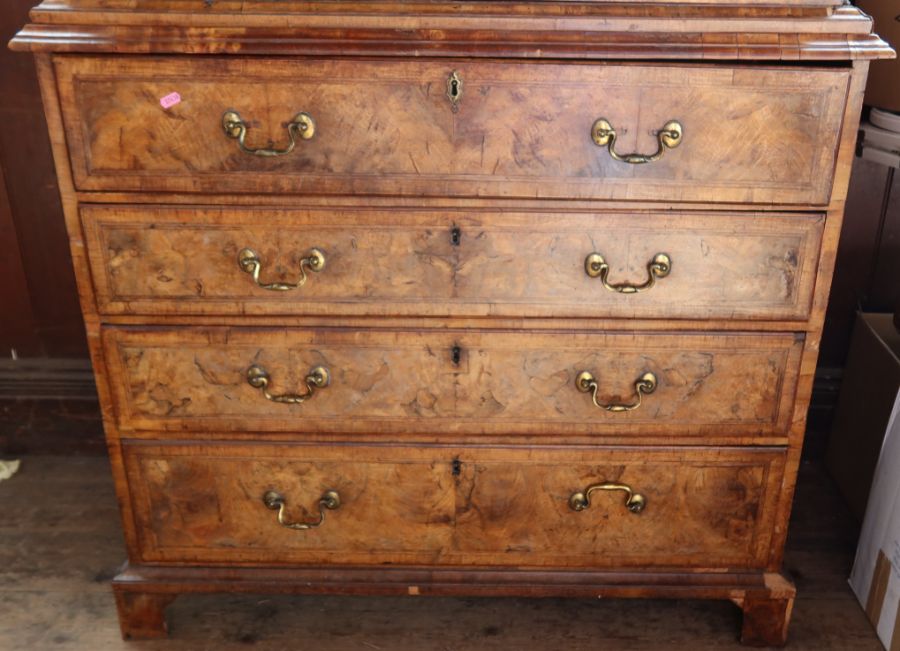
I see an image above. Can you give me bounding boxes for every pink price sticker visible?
[159,92,182,109]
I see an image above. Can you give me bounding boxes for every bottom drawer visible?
[123,442,785,569]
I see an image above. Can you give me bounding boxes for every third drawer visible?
[103,326,803,440]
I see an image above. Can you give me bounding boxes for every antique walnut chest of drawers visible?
[10,0,893,644]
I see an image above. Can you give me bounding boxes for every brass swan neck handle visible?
[591,118,683,164]
[222,110,316,157]
[263,489,341,530]
[238,247,326,291]
[569,482,646,514]
[247,364,330,404]
[585,252,671,293]
[576,371,657,412]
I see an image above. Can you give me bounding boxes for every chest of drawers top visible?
[11,0,893,62]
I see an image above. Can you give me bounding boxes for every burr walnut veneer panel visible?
[57,57,849,204]
[103,326,803,439]
[82,205,824,320]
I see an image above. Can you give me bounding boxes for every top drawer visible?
[56,57,849,204]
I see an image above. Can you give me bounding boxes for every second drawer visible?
[104,326,803,440]
[83,205,823,321]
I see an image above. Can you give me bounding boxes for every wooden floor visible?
[0,455,882,650]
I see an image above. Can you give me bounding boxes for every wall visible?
[822,160,899,368]
[0,0,86,359]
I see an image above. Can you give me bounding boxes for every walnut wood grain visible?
[11,3,894,62]
[82,205,824,321]
[111,563,795,640]
[114,562,786,595]
[763,61,874,574]
[113,591,175,640]
[31,51,149,566]
[12,26,895,61]
[122,441,786,569]
[741,590,795,646]
[56,57,849,204]
[15,2,889,37]
[102,326,803,439]
[25,0,850,17]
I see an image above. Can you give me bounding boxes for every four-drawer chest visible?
[10,0,894,644]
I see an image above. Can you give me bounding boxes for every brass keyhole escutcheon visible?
[450,226,462,246]
[447,71,463,112]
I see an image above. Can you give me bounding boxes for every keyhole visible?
[450,226,461,246]
[452,458,462,476]
[447,71,462,111]
[451,345,461,366]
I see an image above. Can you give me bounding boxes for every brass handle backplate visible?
[222,110,316,157]
[263,489,341,530]
[238,248,326,291]
[585,252,671,294]
[591,118,682,164]
[247,364,330,404]
[569,482,646,514]
[576,371,657,412]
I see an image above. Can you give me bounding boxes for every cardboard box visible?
[826,313,900,521]
[856,0,900,112]
[849,389,900,650]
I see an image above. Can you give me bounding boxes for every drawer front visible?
[84,205,823,321]
[58,57,848,204]
[104,327,802,439]
[124,442,785,569]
